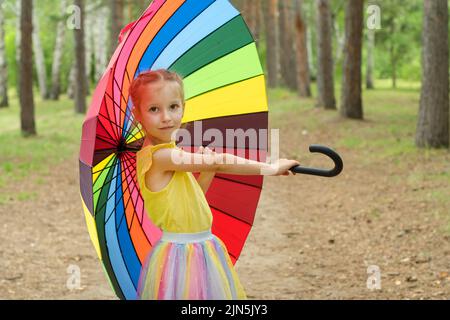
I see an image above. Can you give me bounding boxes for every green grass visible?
[0,89,86,192]
[267,80,450,217]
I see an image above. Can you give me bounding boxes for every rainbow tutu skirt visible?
[136,229,247,300]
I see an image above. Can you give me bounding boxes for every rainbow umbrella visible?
[79,0,267,300]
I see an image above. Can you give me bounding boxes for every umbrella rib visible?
[208,203,253,227]
[101,163,138,226]
[104,170,137,231]
[121,154,140,222]
[98,111,140,145]
[92,153,119,187]
[116,153,142,232]
[95,135,120,149]
[104,89,142,143]
[101,95,121,142]
[97,113,121,144]
[102,152,152,247]
[112,75,136,140]
[93,156,136,197]
[212,174,263,190]
[95,132,117,146]
[92,162,121,180]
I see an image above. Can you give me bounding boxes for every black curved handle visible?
[289,145,343,177]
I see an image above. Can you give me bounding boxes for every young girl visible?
[130,69,299,300]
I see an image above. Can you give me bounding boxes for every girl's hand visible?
[196,146,217,172]
[196,146,216,156]
[271,158,300,176]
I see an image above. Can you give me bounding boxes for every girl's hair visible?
[129,69,190,130]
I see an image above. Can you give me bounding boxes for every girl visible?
[130,69,299,300]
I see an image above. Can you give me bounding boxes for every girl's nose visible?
[161,110,171,121]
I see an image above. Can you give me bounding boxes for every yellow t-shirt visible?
[136,140,213,233]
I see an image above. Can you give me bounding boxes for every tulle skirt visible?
[136,229,247,300]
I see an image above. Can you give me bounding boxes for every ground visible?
[1,96,449,300]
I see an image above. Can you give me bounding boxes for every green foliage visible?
[367,0,423,83]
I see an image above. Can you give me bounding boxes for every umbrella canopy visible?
[79,0,268,300]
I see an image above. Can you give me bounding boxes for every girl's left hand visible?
[196,146,216,157]
[196,146,217,170]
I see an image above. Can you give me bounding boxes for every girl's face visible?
[132,80,185,145]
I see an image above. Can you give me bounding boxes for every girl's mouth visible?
[160,126,174,130]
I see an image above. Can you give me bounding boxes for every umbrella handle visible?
[289,145,343,177]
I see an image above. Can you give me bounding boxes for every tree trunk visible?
[365,29,374,89]
[294,0,310,97]
[242,1,254,32]
[32,3,49,99]
[278,1,291,88]
[340,0,363,119]
[246,1,262,48]
[20,0,36,136]
[74,0,87,114]
[15,0,21,98]
[109,0,124,58]
[332,12,345,71]
[94,3,108,81]
[84,2,94,95]
[306,21,315,80]
[415,0,449,148]
[67,63,75,99]
[253,0,261,48]
[0,2,8,108]
[50,0,66,100]
[265,0,279,88]
[316,0,335,109]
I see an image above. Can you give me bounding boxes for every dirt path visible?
[1,109,449,299]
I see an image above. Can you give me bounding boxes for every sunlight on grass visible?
[0,89,87,187]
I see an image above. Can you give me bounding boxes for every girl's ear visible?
[132,106,141,123]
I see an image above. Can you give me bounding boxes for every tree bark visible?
[32,3,49,100]
[265,0,279,88]
[67,63,75,99]
[20,0,36,136]
[316,0,335,109]
[332,11,345,71]
[340,0,363,119]
[109,0,124,58]
[15,0,21,98]
[253,0,261,48]
[365,29,374,89]
[242,0,262,49]
[84,1,94,95]
[388,22,397,89]
[94,3,108,81]
[294,0,310,97]
[50,0,66,100]
[74,0,87,114]
[415,0,449,148]
[278,1,291,88]
[0,1,9,107]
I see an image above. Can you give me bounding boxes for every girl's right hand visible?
[271,158,300,176]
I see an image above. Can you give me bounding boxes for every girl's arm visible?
[195,146,215,194]
[153,148,299,176]
[217,153,272,175]
[197,172,215,194]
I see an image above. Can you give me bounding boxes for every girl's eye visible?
[171,104,179,109]
[149,107,158,112]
